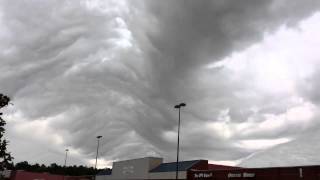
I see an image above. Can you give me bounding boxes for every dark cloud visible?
[0,0,320,167]
[142,0,320,81]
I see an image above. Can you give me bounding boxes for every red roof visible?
[208,164,241,170]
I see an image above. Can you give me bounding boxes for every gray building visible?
[96,157,208,180]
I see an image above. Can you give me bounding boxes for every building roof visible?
[208,164,241,170]
[112,156,162,163]
[150,160,201,173]
[96,169,112,176]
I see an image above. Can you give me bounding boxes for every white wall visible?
[96,175,112,180]
[95,157,163,180]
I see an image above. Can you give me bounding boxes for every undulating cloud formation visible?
[1,0,320,168]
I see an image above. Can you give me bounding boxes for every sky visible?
[1,0,320,168]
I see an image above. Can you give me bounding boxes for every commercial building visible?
[5,157,320,180]
[95,157,237,180]
[96,157,320,180]
[188,165,320,180]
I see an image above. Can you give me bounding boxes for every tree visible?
[14,161,106,176]
[0,94,13,171]
[15,161,31,171]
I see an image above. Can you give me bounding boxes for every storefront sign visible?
[228,172,255,178]
[194,172,213,178]
[228,173,242,178]
[243,172,255,177]
[122,166,134,174]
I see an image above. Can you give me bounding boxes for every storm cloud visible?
[1,0,320,167]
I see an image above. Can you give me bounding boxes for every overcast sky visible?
[1,0,320,168]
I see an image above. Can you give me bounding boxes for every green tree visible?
[0,94,13,171]
[15,161,31,171]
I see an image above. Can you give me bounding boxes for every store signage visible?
[243,172,255,177]
[228,172,255,178]
[228,173,242,178]
[122,166,134,174]
[194,172,213,178]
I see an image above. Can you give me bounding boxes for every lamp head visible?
[179,103,186,107]
[97,135,102,139]
[174,103,186,109]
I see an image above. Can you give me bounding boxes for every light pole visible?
[174,102,186,180]
[64,149,69,167]
[95,136,102,170]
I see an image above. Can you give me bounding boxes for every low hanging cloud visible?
[1,0,320,168]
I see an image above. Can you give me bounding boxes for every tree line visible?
[14,161,109,176]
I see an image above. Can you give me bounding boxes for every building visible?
[188,165,320,180]
[95,157,237,180]
[96,157,320,180]
[148,159,208,179]
[6,156,318,180]
[96,157,162,180]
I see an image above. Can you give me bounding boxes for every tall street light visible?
[95,136,102,170]
[174,102,186,180]
[64,149,69,167]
